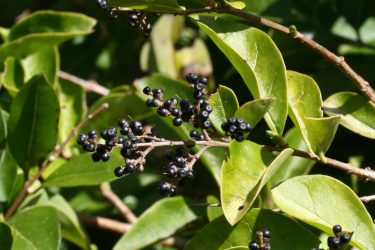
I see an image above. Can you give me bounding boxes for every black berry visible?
[173,117,183,126]
[327,237,341,249]
[77,133,87,145]
[340,233,351,244]
[114,166,126,177]
[248,241,260,250]
[333,225,342,236]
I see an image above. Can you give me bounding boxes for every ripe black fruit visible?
[114,166,126,177]
[327,236,341,249]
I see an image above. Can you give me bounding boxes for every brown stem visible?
[4,104,109,220]
[99,183,138,224]
[117,6,375,104]
[58,71,110,96]
[187,145,210,170]
[78,213,132,233]
[360,195,375,203]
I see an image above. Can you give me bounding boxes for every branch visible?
[99,183,138,224]
[58,71,110,96]
[4,104,109,220]
[117,6,375,104]
[360,195,375,203]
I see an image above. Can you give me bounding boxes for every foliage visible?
[1,1,375,250]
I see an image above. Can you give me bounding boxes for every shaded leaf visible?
[47,195,89,249]
[209,85,239,134]
[221,140,292,225]
[0,222,13,250]
[0,11,96,62]
[197,17,288,136]
[43,150,123,187]
[206,195,223,221]
[323,91,375,139]
[8,75,59,172]
[185,209,320,250]
[9,206,60,250]
[0,57,24,96]
[114,197,197,250]
[0,148,18,203]
[287,71,340,155]
[270,127,315,186]
[272,175,375,250]
[108,0,182,13]
[234,98,274,128]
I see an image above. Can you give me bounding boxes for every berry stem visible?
[360,194,375,203]
[187,145,210,170]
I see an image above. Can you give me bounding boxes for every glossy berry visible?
[190,130,199,138]
[125,163,135,173]
[123,139,132,149]
[102,152,110,162]
[165,165,177,178]
[185,73,198,83]
[177,168,187,178]
[157,107,169,117]
[248,241,260,250]
[107,127,117,137]
[327,237,341,249]
[340,233,351,244]
[158,182,170,195]
[121,148,132,158]
[333,225,342,236]
[186,170,194,180]
[201,120,211,129]
[235,134,245,142]
[100,129,108,139]
[77,134,87,145]
[114,166,126,177]
[143,86,151,95]
[173,117,183,126]
[170,108,181,117]
[199,76,208,85]
[84,144,96,152]
[88,130,97,138]
[263,230,271,239]
[92,152,101,162]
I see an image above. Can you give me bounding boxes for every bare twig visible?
[58,70,110,96]
[117,6,375,104]
[4,104,109,220]
[187,145,210,170]
[360,195,375,203]
[99,183,138,224]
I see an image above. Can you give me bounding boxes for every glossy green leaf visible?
[134,74,224,184]
[225,1,246,9]
[47,195,89,249]
[287,71,340,155]
[0,27,9,42]
[108,0,182,13]
[0,222,13,250]
[185,208,320,250]
[272,175,375,250]
[43,150,124,187]
[82,86,149,132]
[114,197,197,250]
[9,206,60,250]
[209,85,239,134]
[0,11,96,62]
[221,140,292,225]
[0,148,18,203]
[323,91,375,139]
[150,15,184,77]
[0,57,24,96]
[21,47,59,85]
[8,75,59,172]
[270,127,315,186]
[234,98,274,127]
[197,17,288,136]
[206,195,223,221]
[57,78,86,154]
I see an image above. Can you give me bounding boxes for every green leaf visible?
[272,175,375,250]
[108,0,182,13]
[8,75,59,172]
[0,148,18,203]
[185,208,320,250]
[134,74,224,184]
[114,197,197,250]
[0,222,13,250]
[234,98,274,127]
[221,140,292,225]
[0,11,96,62]
[82,86,149,132]
[43,150,124,187]
[57,78,86,154]
[270,127,315,186]
[0,57,24,96]
[206,195,223,221]
[287,71,340,155]
[0,27,9,42]
[196,17,288,136]
[225,1,246,9]
[9,206,60,250]
[209,85,239,134]
[21,47,59,85]
[47,195,89,249]
[323,91,375,139]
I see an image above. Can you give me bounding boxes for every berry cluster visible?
[327,225,352,250]
[77,118,150,177]
[249,229,271,250]
[143,73,212,130]
[96,0,118,20]
[221,117,252,142]
[127,10,152,38]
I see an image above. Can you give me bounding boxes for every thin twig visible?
[78,213,132,233]
[58,70,110,96]
[187,145,210,170]
[117,6,375,104]
[4,104,109,220]
[99,183,138,224]
[360,195,375,203]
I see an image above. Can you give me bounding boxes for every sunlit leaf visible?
[108,0,182,13]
